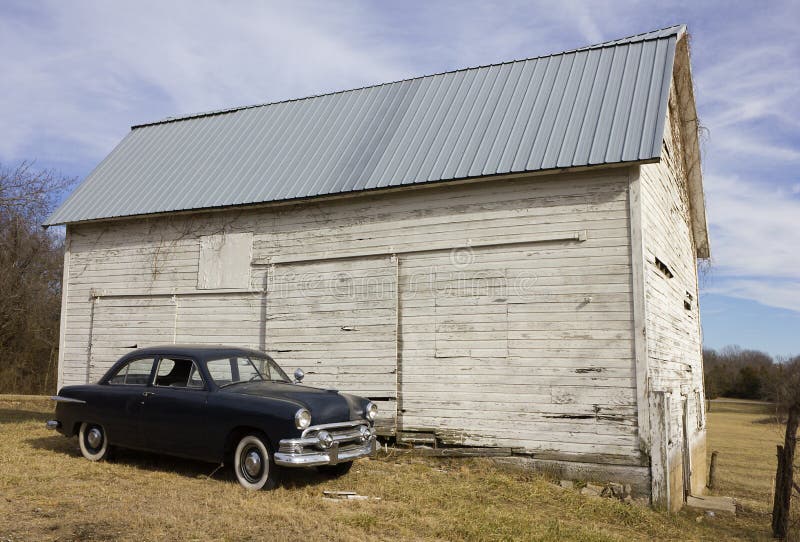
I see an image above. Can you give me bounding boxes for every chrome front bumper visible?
[274,420,377,467]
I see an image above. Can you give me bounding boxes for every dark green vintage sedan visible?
[47,345,377,490]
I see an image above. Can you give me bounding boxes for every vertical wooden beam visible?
[629,165,670,508]
[628,168,653,446]
[393,254,402,436]
[172,294,179,343]
[56,228,71,391]
[650,391,670,509]
[86,295,96,384]
[259,271,268,353]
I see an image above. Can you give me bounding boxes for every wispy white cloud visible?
[695,36,800,166]
[707,279,800,314]
[704,174,800,308]
[0,1,414,165]
[707,132,800,162]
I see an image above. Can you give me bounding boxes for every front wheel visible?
[233,434,280,490]
[78,422,111,461]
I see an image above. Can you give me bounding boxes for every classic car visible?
[46,345,377,490]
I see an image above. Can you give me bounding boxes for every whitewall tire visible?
[78,422,110,461]
[234,434,279,490]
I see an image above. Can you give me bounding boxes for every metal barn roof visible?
[46,25,686,226]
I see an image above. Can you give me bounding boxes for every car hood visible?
[221,381,363,424]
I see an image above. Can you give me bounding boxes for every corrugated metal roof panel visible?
[46,25,685,225]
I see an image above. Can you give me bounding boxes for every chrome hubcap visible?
[87,427,103,449]
[243,450,262,478]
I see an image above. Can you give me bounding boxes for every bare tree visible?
[772,356,800,539]
[0,161,75,394]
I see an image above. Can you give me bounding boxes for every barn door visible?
[88,296,176,383]
[264,255,398,435]
[397,247,510,444]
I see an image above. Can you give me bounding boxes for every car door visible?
[139,356,210,459]
[101,356,156,449]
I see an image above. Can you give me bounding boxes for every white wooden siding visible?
[175,293,263,347]
[88,297,176,381]
[639,84,706,503]
[60,168,639,463]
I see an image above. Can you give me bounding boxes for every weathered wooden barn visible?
[47,25,709,509]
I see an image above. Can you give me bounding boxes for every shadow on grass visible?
[26,434,346,488]
[0,408,50,424]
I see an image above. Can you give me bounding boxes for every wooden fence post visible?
[706,451,718,490]
[773,445,787,538]
[772,406,799,539]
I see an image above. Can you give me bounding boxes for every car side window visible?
[206,358,233,386]
[155,357,204,389]
[108,358,155,385]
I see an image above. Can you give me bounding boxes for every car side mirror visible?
[293,368,305,383]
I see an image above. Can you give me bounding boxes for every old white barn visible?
[48,25,709,510]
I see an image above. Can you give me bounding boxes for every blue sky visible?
[1,1,798,357]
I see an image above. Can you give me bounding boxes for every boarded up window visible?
[197,233,252,289]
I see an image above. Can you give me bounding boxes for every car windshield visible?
[205,355,290,388]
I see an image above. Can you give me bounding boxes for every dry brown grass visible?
[704,399,788,539]
[0,397,781,541]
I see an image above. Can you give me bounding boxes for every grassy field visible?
[704,399,790,536]
[0,397,786,541]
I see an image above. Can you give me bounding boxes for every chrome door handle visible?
[142,391,154,397]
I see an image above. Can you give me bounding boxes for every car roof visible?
[119,344,269,362]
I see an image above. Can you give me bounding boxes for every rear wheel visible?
[78,422,111,461]
[233,434,280,490]
[317,461,353,477]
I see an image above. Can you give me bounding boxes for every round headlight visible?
[317,430,334,449]
[365,401,377,421]
[295,408,311,430]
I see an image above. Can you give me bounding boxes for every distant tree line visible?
[704,345,799,403]
[0,162,74,394]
